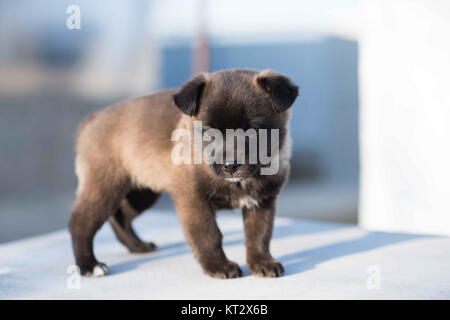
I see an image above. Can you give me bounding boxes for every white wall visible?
[359,0,450,235]
[149,0,360,44]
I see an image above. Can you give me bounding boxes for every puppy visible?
[69,69,299,278]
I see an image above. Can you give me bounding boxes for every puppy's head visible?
[173,69,299,181]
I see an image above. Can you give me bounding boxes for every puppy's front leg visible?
[243,198,284,277]
[174,197,242,279]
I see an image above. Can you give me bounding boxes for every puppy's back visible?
[75,90,182,191]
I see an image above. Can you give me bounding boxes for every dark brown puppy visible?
[69,69,299,278]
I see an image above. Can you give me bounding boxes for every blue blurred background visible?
[0,0,360,242]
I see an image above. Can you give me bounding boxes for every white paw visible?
[92,263,109,277]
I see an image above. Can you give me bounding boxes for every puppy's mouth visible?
[210,163,259,182]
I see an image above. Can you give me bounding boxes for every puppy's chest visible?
[209,182,260,210]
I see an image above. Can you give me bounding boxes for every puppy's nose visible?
[223,161,240,174]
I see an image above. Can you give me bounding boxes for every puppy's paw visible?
[203,260,243,279]
[249,260,284,278]
[129,241,157,253]
[80,263,109,277]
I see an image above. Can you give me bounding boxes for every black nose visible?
[223,161,240,174]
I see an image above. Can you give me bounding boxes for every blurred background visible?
[1,0,448,243]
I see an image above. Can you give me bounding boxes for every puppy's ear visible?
[173,73,208,116]
[255,70,299,113]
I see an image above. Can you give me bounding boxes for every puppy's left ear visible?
[173,73,208,116]
[255,70,299,113]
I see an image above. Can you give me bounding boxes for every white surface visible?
[1,211,449,299]
[359,0,450,236]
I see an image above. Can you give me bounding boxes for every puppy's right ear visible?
[173,73,208,116]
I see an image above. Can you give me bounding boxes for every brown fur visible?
[69,69,299,278]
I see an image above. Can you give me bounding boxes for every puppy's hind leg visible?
[69,176,129,277]
[109,188,160,253]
